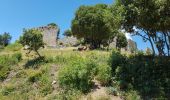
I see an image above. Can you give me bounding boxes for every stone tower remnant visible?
[36,24,59,48]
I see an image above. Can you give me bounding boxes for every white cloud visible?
[120,29,132,40]
[125,32,132,40]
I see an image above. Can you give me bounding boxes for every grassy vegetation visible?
[0,46,114,100]
[0,45,169,100]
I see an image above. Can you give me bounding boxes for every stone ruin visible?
[58,35,137,53]
[109,38,137,53]
[126,39,137,53]
[36,25,59,48]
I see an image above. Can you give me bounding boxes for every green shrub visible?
[5,42,22,51]
[39,82,52,96]
[54,89,82,100]
[0,53,22,81]
[125,90,141,100]
[0,53,22,66]
[109,50,126,75]
[58,58,96,93]
[96,63,112,85]
[0,56,9,66]
[0,65,10,81]
[110,52,170,99]
[39,70,52,96]
[106,87,118,96]
[28,70,42,83]
[1,84,15,96]
[11,52,22,62]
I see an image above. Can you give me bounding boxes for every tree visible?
[19,29,44,57]
[116,32,127,51]
[71,4,120,49]
[119,0,170,56]
[0,35,2,46]
[47,23,57,28]
[0,32,12,47]
[63,29,72,37]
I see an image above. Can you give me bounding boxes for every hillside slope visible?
[0,48,122,100]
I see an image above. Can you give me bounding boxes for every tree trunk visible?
[148,36,155,56]
[163,32,170,56]
[35,50,41,58]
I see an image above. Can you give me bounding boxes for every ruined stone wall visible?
[126,39,137,53]
[36,26,59,47]
[109,38,137,53]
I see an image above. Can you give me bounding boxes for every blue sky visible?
[0,0,150,50]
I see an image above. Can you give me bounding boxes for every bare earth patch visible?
[82,80,122,100]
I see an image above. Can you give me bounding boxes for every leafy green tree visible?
[71,4,120,49]
[47,23,57,28]
[63,29,72,37]
[19,29,44,57]
[0,35,2,46]
[116,32,127,51]
[119,0,170,56]
[0,32,12,47]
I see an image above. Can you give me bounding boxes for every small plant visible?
[0,53,22,66]
[39,67,53,96]
[5,42,22,51]
[96,63,112,85]
[106,87,118,96]
[125,90,141,100]
[55,89,82,100]
[0,65,10,81]
[28,70,42,83]
[0,53,22,81]
[1,84,15,96]
[11,52,22,62]
[58,58,95,93]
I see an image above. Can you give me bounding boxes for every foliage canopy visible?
[19,29,44,57]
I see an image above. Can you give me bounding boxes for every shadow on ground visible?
[24,56,48,69]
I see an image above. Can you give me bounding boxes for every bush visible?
[109,50,126,75]
[11,52,22,62]
[0,53,22,66]
[1,84,15,96]
[106,87,118,96]
[0,65,10,81]
[110,51,170,99]
[0,56,9,66]
[58,58,96,93]
[39,67,53,96]
[5,42,22,51]
[0,53,22,81]
[96,63,112,85]
[28,70,42,83]
[125,90,141,100]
